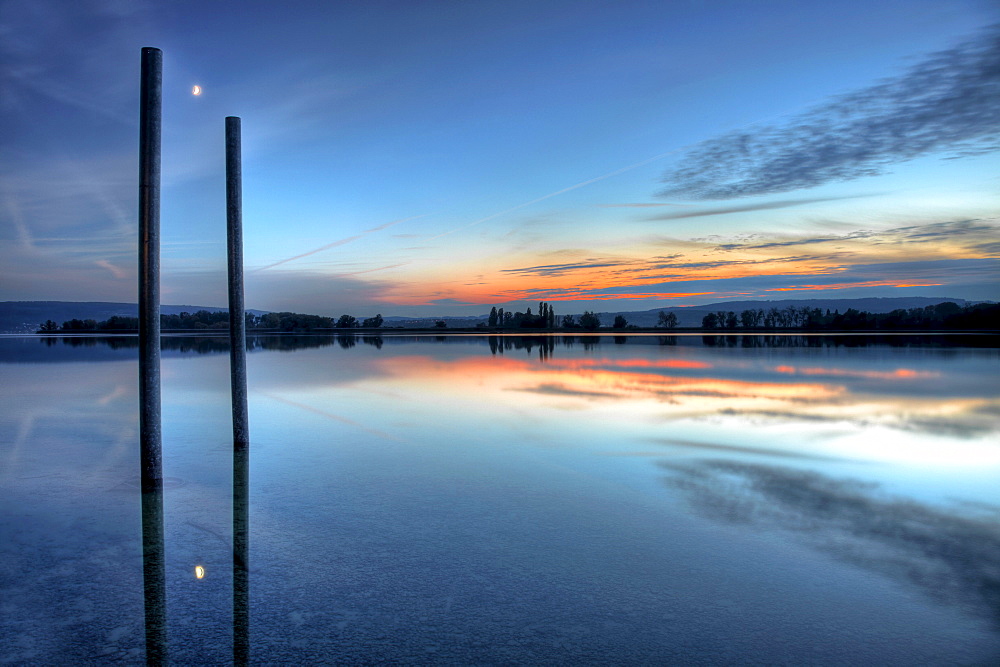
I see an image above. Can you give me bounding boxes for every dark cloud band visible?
[659,25,1000,200]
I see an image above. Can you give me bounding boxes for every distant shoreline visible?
[25,327,1000,336]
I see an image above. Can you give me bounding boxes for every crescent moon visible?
[192,85,202,96]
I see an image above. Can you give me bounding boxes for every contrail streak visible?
[254,214,427,272]
[259,392,405,442]
[427,149,684,240]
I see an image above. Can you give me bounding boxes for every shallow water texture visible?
[1,333,999,665]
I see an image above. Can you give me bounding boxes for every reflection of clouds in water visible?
[772,364,940,381]
[510,363,997,443]
[510,372,842,405]
[718,397,1000,440]
[647,438,855,463]
[904,412,1000,439]
[662,460,1000,628]
[513,383,624,400]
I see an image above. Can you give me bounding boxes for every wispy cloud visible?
[501,260,630,277]
[647,195,873,221]
[714,219,997,252]
[659,24,1000,199]
[715,231,877,251]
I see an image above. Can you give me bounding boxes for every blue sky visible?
[1,0,997,316]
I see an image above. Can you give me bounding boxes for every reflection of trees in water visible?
[41,332,993,359]
[701,334,996,349]
[488,336,556,360]
[662,460,1000,628]
[333,334,383,349]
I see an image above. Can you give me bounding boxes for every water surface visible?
[1,334,998,664]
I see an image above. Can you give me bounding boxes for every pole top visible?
[141,47,162,55]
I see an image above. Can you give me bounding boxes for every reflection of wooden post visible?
[233,444,249,665]
[138,45,166,666]
[226,116,250,665]
[141,486,167,666]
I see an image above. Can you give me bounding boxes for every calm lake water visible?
[1,333,998,665]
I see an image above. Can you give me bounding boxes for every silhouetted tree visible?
[488,306,498,327]
[657,311,678,329]
[98,316,140,330]
[579,311,600,330]
[702,313,719,329]
[361,314,383,328]
[561,314,578,328]
[336,314,357,328]
[61,318,98,331]
[740,309,762,328]
[435,320,447,328]
[612,315,628,329]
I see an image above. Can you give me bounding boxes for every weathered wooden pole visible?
[226,116,249,449]
[139,47,163,498]
[226,115,250,664]
[138,46,166,666]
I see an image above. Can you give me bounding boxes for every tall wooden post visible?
[226,116,250,664]
[138,46,166,666]
[226,116,249,450]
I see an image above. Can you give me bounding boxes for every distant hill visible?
[0,301,269,333]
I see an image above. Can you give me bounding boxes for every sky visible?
[1,0,997,317]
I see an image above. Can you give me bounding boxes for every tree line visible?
[698,302,998,330]
[330,313,384,328]
[36,309,384,332]
[484,303,642,330]
[37,301,997,334]
[487,302,558,329]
